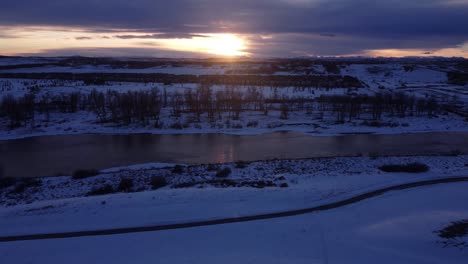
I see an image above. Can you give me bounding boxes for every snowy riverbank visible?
[1,155,467,236]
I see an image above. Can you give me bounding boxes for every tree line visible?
[0,87,444,129]
[0,73,362,88]
[317,93,439,123]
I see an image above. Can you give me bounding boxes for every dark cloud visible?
[75,36,92,40]
[0,32,18,39]
[1,0,466,37]
[246,33,466,57]
[0,0,467,56]
[319,33,336,38]
[114,33,207,39]
[20,47,209,58]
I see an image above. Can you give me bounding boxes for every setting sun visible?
[159,33,249,57]
[201,34,248,56]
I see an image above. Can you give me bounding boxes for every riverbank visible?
[0,154,467,237]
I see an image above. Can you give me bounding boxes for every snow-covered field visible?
[0,58,467,139]
[1,155,467,235]
[0,80,467,140]
[0,180,466,264]
[343,64,448,89]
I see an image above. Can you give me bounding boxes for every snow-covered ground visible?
[0,77,467,140]
[1,106,467,140]
[342,64,449,89]
[0,180,466,264]
[1,59,467,139]
[1,155,467,235]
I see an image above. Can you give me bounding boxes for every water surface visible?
[1,132,467,178]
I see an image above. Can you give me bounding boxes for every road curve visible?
[1,176,467,242]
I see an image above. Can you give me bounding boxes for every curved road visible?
[1,176,467,242]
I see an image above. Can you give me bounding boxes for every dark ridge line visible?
[1,176,467,242]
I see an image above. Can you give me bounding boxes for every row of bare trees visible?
[317,92,439,123]
[89,89,163,125]
[0,94,35,128]
[0,87,443,129]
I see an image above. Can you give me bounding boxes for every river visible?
[1,132,467,178]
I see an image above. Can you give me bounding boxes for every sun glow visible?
[202,34,248,56]
[158,33,249,57]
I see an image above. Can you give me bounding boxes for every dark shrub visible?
[369,152,379,160]
[171,165,185,174]
[12,184,26,194]
[216,167,232,178]
[449,149,463,156]
[249,180,275,189]
[23,178,41,187]
[361,121,381,127]
[150,176,167,189]
[215,179,237,187]
[88,185,115,196]
[72,169,100,179]
[436,219,468,239]
[206,164,218,171]
[173,182,198,188]
[170,122,183,129]
[0,166,17,190]
[235,161,248,169]
[403,66,414,72]
[324,62,341,74]
[0,177,16,189]
[246,121,258,127]
[10,178,41,194]
[379,163,429,173]
[117,178,134,192]
[280,183,289,188]
[267,122,284,129]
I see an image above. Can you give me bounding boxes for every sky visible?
[0,0,467,58]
